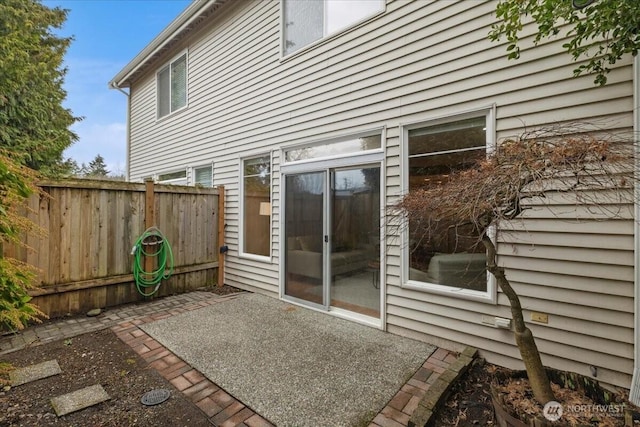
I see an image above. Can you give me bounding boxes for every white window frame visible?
[629,55,640,405]
[157,168,188,185]
[156,50,188,119]
[280,0,385,58]
[239,152,273,262]
[400,106,498,303]
[190,163,214,187]
[282,128,384,166]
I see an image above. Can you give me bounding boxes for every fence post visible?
[144,179,155,281]
[217,185,225,287]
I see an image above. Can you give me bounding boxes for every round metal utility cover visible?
[141,389,171,406]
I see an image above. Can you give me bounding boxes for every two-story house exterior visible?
[110,0,640,399]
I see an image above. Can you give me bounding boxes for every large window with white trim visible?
[242,155,271,258]
[282,0,384,56]
[405,114,492,297]
[157,52,187,118]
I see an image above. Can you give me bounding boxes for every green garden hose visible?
[132,227,174,297]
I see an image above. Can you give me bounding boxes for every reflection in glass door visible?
[330,167,380,318]
[283,166,381,319]
[284,172,326,307]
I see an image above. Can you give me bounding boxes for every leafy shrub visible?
[0,153,45,332]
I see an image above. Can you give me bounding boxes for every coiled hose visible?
[132,227,174,297]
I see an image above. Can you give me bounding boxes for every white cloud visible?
[60,56,129,175]
[64,121,127,174]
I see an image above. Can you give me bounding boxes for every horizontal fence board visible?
[29,262,220,297]
[5,180,222,317]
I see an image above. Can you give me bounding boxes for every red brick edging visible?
[111,295,274,427]
[370,346,477,427]
[111,292,473,427]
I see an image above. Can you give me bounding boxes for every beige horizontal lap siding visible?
[495,206,636,382]
[126,0,635,387]
[221,149,280,297]
[216,152,279,297]
[379,0,634,387]
[270,150,281,264]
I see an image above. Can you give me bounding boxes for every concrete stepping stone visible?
[50,384,110,416]
[10,359,62,386]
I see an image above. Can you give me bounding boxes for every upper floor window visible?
[157,52,187,118]
[283,0,384,56]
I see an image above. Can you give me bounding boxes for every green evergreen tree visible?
[59,157,81,177]
[85,154,110,177]
[0,0,80,175]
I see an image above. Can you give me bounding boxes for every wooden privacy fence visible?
[4,179,225,318]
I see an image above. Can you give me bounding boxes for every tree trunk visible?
[482,234,556,405]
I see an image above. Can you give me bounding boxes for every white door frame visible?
[630,55,640,405]
[279,153,385,329]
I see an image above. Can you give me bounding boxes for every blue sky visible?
[42,0,191,175]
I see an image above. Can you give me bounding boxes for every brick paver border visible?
[1,290,476,427]
[111,298,275,427]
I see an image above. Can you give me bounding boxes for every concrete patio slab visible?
[50,384,110,416]
[10,359,62,386]
[141,292,436,427]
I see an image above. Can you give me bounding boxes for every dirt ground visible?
[2,335,490,427]
[0,285,242,427]
[431,358,496,426]
[0,348,499,427]
[0,329,213,427]
[2,316,490,427]
[5,286,629,427]
[431,358,635,427]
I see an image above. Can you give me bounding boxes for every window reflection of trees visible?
[243,156,271,256]
[283,0,384,56]
[407,119,487,291]
[289,173,323,194]
[285,135,381,162]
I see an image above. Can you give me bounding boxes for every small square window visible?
[194,165,213,187]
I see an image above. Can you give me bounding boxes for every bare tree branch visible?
[394,125,636,405]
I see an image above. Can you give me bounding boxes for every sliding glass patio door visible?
[284,172,327,308]
[284,166,381,319]
[330,167,380,318]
